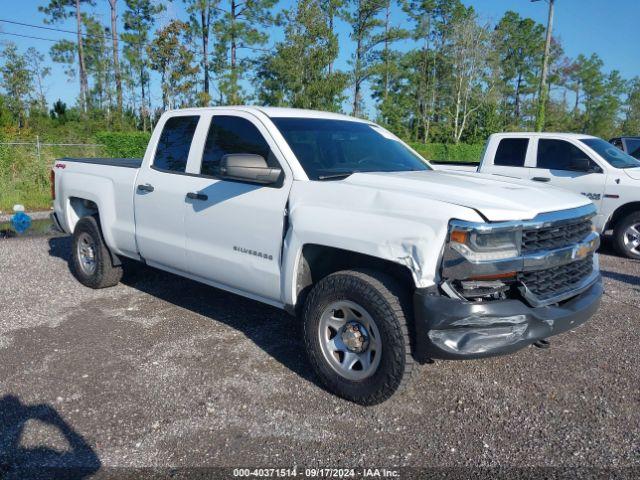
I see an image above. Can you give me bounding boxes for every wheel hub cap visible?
[77,232,97,275]
[341,322,369,353]
[623,223,640,254]
[318,300,382,381]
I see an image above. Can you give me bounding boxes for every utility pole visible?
[534,0,555,132]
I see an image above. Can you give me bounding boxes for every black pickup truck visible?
[610,136,640,159]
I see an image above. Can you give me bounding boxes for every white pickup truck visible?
[51,108,602,404]
[433,132,640,259]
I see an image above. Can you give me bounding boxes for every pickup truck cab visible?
[434,132,640,259]
[51,108,602,404]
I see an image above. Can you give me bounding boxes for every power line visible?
[0,19,112,41]
[0,31,61,43]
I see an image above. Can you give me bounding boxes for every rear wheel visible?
[71,216,123,288]
[613,212,640,259]
[302,269,413,405]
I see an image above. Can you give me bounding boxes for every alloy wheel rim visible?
[318,300,382,381]
[77,232,97,275]
[623,223,640,255]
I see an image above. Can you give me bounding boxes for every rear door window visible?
[494,138,528,167]
[153,116,200,172]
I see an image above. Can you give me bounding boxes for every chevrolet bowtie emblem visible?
[574,244,591,260]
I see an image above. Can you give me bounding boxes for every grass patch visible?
[1,136,484,211]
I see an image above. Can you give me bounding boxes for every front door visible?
[531,138,605,211]
[184,112,292,302]
[134,114,201,272]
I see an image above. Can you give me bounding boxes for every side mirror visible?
[569,157,600,173]
[219,154,282,185]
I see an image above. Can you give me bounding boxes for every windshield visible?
[580,138,640,169]
[271,117,431,180]
[625,138,640,159]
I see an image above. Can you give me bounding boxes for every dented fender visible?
[281,180,483,306]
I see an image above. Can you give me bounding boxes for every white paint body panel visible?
[52,109,596,311]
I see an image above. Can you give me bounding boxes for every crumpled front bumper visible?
[412,276,602,361]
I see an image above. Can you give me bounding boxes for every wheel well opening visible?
[294,244,416,311]
[607,202,640,232]
[68,197,99,232]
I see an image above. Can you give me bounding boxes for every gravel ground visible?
[0,233,639,477]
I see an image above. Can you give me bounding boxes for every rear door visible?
[183,111,292,302]
[480,137,533,180]
[134,113,201,272]
[531,137,605,209]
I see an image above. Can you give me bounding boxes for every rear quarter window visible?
[494,138,529,167]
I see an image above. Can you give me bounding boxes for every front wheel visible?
[302,269,414,405]
[613,212,640,259]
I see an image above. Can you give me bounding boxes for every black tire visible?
[302,269,414,405]
[71,216,123,288]
[613,211,640,259]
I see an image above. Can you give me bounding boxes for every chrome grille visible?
[519,254,594,302]
[522,217,593,253]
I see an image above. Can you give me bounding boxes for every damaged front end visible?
[413,204,603,361]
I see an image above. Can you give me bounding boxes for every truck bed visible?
[59,157,143,169]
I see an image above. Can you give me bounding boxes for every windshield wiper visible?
[317,172,356,180]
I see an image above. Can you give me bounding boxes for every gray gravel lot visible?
[0,233,639,475]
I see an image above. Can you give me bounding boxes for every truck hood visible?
[623,167,640,180]
[342,170,591,222]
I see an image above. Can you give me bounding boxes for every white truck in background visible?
[433,132,640,259]
[51,108,602,404]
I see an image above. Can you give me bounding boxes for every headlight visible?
[449,221,521,262]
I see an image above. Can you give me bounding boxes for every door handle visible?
[186,192,208,201]
[137,183,154,192]
[532,177,550,182]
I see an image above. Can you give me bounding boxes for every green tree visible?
[344,0,385,116]
[39,0,96,114]
[256,0,347,111]
[122,0,165,130]
[107,0,124,116]
[212,0,278,104]
[444,8,490,143]
[148,20,200,110]
[25,47,51,114]
[184,0,219,106]
[0,44,33,127]
[83,15,114,113]
[623,77,640,134]
[573,53,625,137]
[493,11,545,128]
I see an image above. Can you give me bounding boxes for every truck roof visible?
[164,106,371,123]
[490,132,599,140]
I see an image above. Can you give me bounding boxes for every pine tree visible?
[107,0,124,116]
[39,0,96,114]
[212,0,278,104]
[122,0,165,130]
[184,0,219,106]
[256,0,347,111]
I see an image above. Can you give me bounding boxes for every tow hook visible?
[533,339,550,349]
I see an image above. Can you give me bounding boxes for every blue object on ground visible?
[11,211,32,234]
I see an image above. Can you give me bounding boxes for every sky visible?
[1,0,639,114]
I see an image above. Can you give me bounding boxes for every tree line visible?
[0,0,639,144]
